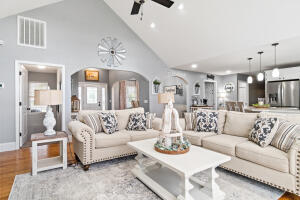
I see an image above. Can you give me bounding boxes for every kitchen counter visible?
[245,106,300,114]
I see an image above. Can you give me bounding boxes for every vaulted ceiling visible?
[104,0,300,75]
[2,0,300,75]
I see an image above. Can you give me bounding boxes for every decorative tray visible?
[252,104,270,108]
[154,137,191,155]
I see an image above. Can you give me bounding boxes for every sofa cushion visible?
[195,110,219,133]
[126,113,147,131]
[124,129,160,141]
[223,112,258,137]
[271,120,300,152]
[78,110,115,123]
[202,134,248,156]
[115,107,144,130]
[248,118,279,147]
[95,131,131,148]
[236,141,289,173]
[82,113,102,133]
[99,112,119,134]
[183,131,216,146]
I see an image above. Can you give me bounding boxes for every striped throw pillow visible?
[83,113,102,133]
[271,120,300,152]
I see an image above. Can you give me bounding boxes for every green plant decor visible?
[153,80,161,85]
[195,83,200,88]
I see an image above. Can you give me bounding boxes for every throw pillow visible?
[127,113,147,131]
[271,120,300,152]
[184,112,196,130]
[82,113,102,133]
[194,110,218,133]
[145,112,156,129]
[99,112,119,134]
[249,118,279,147]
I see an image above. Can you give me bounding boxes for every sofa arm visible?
[68,121,95,164]
[288,138,300,177]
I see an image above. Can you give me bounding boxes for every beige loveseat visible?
[68,107,159,170]
[152,111,300,196]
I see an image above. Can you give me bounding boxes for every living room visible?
[1,0,300,199]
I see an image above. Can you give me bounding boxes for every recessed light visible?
[226,70,232,74]
[150,22,156,29]
[38,65,46,69]
[178,3,184,10]
[191,64,197,68]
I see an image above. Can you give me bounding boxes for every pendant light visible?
[257,51,264,82]
[247,58,253,84]
[272,43,280,78]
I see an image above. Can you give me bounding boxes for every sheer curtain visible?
[119,80,139,110]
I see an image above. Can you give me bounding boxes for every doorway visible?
[238,80,249,106]
[15,61,65,148]
[78,82,107,110]
[204,80,217,109]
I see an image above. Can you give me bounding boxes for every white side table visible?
[31,132,68,176]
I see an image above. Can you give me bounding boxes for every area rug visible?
[9,156,283,200]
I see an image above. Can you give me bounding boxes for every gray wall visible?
[0,0,171,144]
[28,72,57,90]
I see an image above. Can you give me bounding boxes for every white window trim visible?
[17,16,47,49]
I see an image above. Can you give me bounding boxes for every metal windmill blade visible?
[97,37,127,67]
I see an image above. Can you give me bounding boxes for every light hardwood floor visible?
[0,143,298,200]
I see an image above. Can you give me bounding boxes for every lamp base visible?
[43,106,57,136]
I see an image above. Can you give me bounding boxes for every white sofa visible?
[152,111,300,196]
[68,107,159,170]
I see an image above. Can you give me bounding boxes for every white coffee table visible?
[128,139,231,200]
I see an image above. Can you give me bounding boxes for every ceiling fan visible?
[131,0,174,15]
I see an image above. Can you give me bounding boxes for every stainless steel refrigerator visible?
[267,80,300,108]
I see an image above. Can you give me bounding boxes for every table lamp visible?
[34,90,62,136]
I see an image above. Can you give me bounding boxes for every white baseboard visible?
[0,142,16,152]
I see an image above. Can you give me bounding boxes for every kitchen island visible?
[245,106,300,114]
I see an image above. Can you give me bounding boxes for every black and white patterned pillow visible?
[249,118,279,147]
[99,112,119,134]
[194,111,218,133]
[127,113,147,131]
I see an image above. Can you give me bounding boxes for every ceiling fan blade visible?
[151,0,174,8]
[131,1,141,15]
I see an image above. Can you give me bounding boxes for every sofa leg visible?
[83,164,90,171]
[75,154,80,163]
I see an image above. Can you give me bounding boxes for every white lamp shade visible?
[272,68,280,78]
[34,90,62,105]
[257,72,264,82]
[247,76,253,84]
[158,93,175,104]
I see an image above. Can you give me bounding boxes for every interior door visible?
[205,82,215,107]
[19,67,29,146]
[238,80,249,106]
[80,83,107,110]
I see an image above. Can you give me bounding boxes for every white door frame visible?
[15,60,66,149]
[203,80,218,110]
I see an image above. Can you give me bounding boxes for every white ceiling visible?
[0,0,63,19]
[104,0,300,75]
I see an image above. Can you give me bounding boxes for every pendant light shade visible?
[257,72,264,81]
[247,57,253,84]
[272,43,280,78]
[257,51,264,82]
[247,76,253,84]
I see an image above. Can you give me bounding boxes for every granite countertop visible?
[245,106,300,113]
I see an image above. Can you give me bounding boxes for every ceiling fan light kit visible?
[131,0,174,20]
